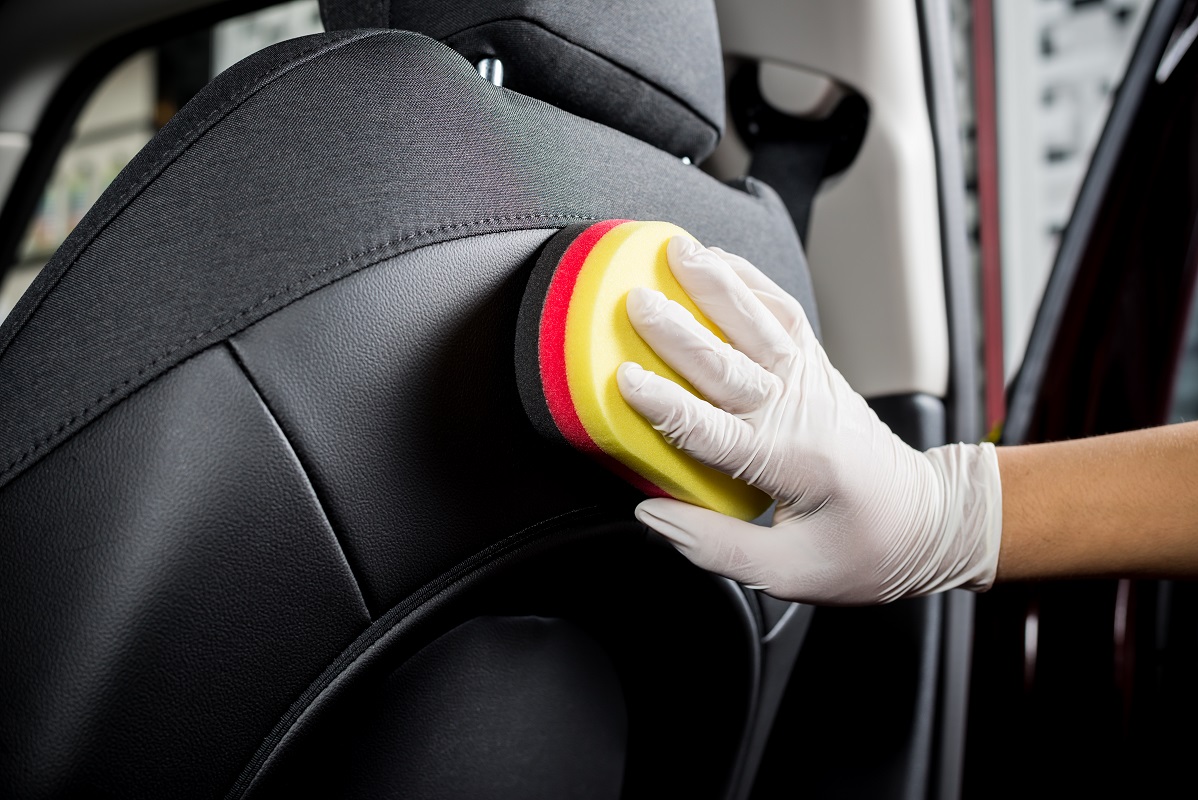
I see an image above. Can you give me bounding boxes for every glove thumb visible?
[635,498,783,592]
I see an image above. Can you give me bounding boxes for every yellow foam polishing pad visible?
[564,220,771,520]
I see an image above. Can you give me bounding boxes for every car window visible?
[982,0,1154,381]
[1171,293,1198,421]
[0,0,322,322]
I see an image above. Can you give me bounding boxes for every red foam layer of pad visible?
[537,220,668,499]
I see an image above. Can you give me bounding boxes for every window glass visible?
[0,53,156,320]
[1171,297,1198,421]
[212,0,323,75]
[0,0,321,321]
[990,0,1152,380]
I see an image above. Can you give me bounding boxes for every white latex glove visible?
[617,236,1002,605]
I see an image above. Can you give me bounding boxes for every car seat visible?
[0,1,823,797]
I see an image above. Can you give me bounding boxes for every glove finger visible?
[626,287,779,415]
[639,499,873,605]
[708,246,858,419]
[708,247,818,349]
[617,362,755,476]
[635,498,789,592]
[666,237,796,374]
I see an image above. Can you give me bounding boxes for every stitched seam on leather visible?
[0,215,593,488]
[441,17,722,140]
[222,506,611,800]
[0,29,391,363]
[224,341,374,621]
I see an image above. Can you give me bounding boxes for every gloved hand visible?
[617,237,1002,605]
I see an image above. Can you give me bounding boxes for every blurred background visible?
[0,0,324,317]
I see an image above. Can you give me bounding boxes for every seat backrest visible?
[0,4,819,798]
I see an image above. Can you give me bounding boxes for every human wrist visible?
[916,441,1003,595]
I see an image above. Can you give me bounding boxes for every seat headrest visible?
[318,0,725,163]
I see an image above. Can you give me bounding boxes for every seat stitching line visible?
[0,215,592,486]
[0,29,394,363]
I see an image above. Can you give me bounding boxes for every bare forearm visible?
[995,421,1198,581]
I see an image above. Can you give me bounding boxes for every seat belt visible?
[730,63,869,242]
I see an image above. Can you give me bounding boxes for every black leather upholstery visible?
[0,21,818,800]
[0,346,370,796]
[229,232,616,612]
[275,615,630,800]
[238,523,761,799]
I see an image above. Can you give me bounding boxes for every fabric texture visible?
[320,0,726,160]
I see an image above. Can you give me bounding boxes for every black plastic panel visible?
[869,391,948,451]
[752,597,942,800]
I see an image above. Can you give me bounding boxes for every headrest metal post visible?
[477,58,505,87]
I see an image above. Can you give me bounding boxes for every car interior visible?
[1,0,1196,797]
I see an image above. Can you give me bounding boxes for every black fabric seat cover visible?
[0,23,818,800]
[321,0,726,161]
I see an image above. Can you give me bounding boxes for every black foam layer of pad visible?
[514,223,593,450]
